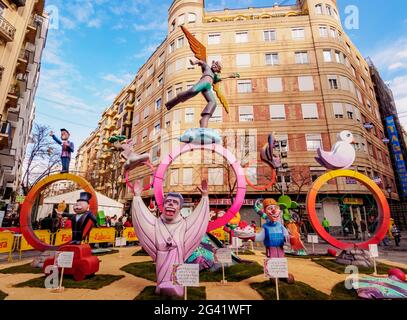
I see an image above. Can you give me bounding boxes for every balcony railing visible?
[0,16,16,42]
[0,121,12,149]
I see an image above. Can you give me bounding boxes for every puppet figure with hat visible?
[50,128,74,173]
[62,192,97,245]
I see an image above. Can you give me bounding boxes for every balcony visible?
[0,66,4,81]
[25,15,38,44]
[0,16,16,42]
[125,102,134,111]
[6,84,20,109]
[10,0,26,7]
[16,50,30,73]
[0,122,12,150]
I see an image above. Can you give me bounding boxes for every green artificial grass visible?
[200,261,263,282]
[93,249,119,256]
[251,280,329,300]
[132,248,149,256]
[14,274,124,290]
[312,258,407,275]
[121,261,156,281]
[235,249,255,255]
[285,253,330,260]
[330,281,360,300]
[0,263,42,274]
[135,286,206,300]
[0,290,8,300]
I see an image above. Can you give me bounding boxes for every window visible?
[185,108,194,123]
[311,169,325,182]
[158,53,164,65]
[346,43,351,53]
[302,103,319,119]
[333,103,344,118]
[208,55,221,64]
[306,134,322,151]
[292,28,305,40]
[133,113,140,125]
[264,29,276,41]
[319,26,328,37]
[169,42,175,53]
[351,66,356,77]
[210,107,222,123]
[146,84,152,96]
[295,51,309,64]
[177,37,184,48]
[167,62,174,75]
[275,134,289,151]
[155,98,162,111]
[170,20,175,32]
[170,169,179,185]
[167,89,173,101]
[188,13,196,23]
[326,4,333,16]
[329,27,337,38]
[340,76,349,91]
[265,53,279,65]
[298,76,314,91]
[268,77,283,92]
[328,75,339,89]
[178,14,185,26]
[153,121,161,135]
[270,105,286,120]
[235,31,248,43]
[183,168,193,185]
[147,65,153,77]
[208,33,221,45]
[158,75,164,87]
[236,53,251,67]
[335,51,342,63]
[323,50,332,62]
[239,106,254,122]
[345,104,354,119]
[173,109,181,126]
[118,102,124,114]
[165,114,171,128]
[136,96,141,106]
[208,168,224,186]
[315,4,323,14]
[142,128,148,142]
[175,58,184,71]
[333,9,339,20]
[239,133,257,159]
[237,80,252,93]
[143,107,151,120]
[176,85,183,95]
[354,106,361,122]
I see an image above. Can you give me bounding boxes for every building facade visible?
[0,0,48,208]
[78,0,397,234]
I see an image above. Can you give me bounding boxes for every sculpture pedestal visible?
[335,249,373,268]
[43,244,100,281]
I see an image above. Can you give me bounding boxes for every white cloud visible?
[101,73,135,85]
[133,21,167,32]
[372,38,407,72]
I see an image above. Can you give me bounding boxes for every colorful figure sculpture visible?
[260,134,282,169]
[131,180,210,297]
[50,129,74,173]
[315,130,356,170]
[62,192,97,245]
[165,26,239,130]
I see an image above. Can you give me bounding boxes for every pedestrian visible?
[115,217,124,238]
[124,216,133,228]
[360,220,367,241]
[110,215,117,227]
[352,218,360,240]
[392,224,401,247]
[322,217,330,234]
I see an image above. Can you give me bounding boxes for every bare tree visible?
[21,123,61,195]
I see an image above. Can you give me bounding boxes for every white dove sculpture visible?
[315,131,356,170]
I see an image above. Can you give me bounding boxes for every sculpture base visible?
[335,249,373,268]
[180,128,221,145]
[156,281,184,297]
[43,244,100,281]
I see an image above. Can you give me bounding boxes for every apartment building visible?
[0,0,48,208]
[78,0,397,232]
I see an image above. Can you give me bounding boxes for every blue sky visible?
[35,0,407,157]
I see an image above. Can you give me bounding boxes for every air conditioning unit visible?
[363,122,374,130]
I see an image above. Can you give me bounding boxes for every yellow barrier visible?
[89,228,115,244]
[123,227,138,242]
[0,232,14,262]
[20,230,51,252]
[54,229,73,246]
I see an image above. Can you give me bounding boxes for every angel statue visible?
[165,26,240,144]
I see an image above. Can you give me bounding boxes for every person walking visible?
[360,220,367,241]
[322,217,330,234]
[392,224,401,247]
[353,218,360,240]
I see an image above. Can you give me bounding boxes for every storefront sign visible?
[172,264,200,287]
[386,116,407,196]
[343,198,364,205]
[209,199,255,206]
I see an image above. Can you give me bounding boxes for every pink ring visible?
[153,143,246,232]
[125,161,155,192]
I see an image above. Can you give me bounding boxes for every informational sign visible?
[115,237,127,247]
[264,258,289,279]
[307,235,319,244]
[385,115,407,196]
[172,264,200,287]
[343,198,363,205]
[55,251,74,268]
[215,248,232,264]
[368,244,379,258]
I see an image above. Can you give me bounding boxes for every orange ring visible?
[244,160,276,191]
[20,173,98,251]
[306,170,390,250]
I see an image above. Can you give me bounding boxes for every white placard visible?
[307,235,319,244]
[264,258,289,279]
[232,237,242,248]
[215,248,232,264]
[172,264,199,287]
[55,252,74,268]
[369,244,379,258]
[115,237,127,247]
